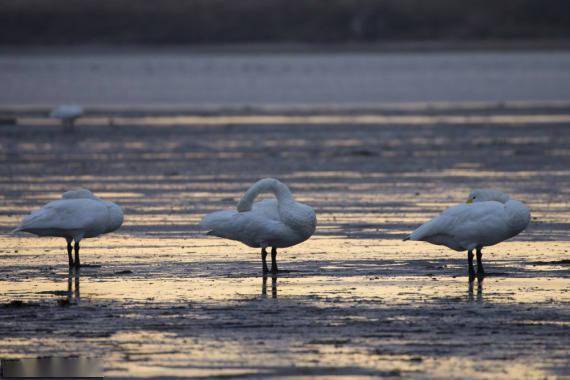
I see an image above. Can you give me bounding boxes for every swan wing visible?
[200,210,238,231]
[410,204,469,240]
[251,199,280,221]
[452,202,512,247]
[15,199,108,234]
[200,208,288,248]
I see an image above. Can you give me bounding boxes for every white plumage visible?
[405,189,530,280]
[200,178,316,273]
[13,188,123,267]
[50,105,83,132]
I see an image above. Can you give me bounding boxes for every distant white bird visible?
[200,178,316,273]
[50,105,83,132]
[13,189,123,267]
[405,189,530,280]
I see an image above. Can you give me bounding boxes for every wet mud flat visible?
[0,104,569,378]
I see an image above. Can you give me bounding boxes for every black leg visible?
[467,250,475,281]
[476,248,485,281]
[270,247,278,273]
[66,238,74,267]
[74,241,80,268]
[261,248,269,273]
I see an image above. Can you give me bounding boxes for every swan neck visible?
[237,179,294,212]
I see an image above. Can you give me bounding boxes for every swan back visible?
[62,188,97,200]
[50,105,83,120]
[467,189,510,204]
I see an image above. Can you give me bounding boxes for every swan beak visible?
[466,199,473,204]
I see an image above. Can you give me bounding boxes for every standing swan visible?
[404,189,530,281]
[13,189,123,267]
[200,178,316,273]
[50,105,83,133]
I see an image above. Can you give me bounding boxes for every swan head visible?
[62,188,97,200]
[466,189,510,204]
[505,199,531,233]
[284,202,317,239]
[105,202,124,233]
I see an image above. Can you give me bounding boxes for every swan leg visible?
[467,250,475,281]
[476,248,485,281]
[64,119,75,133]
[66,237,74,267]
[74,241,80,268]
[270,247,278,273]
[261,248,269,273]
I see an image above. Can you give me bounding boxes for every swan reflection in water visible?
[261,274,278,299]
[64,268,81,305]
[468,279,483,303]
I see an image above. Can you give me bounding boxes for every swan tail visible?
[13,209,52,233]
[200,210,239,238]
[16,208,58,231]
[236,178,293,212]
[407,219,441,241]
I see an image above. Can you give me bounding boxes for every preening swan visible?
[405,189,530,281]
[50,105,83,133]
[13,188,123,267]
[200,178,316,273]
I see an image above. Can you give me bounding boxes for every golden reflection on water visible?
[19,113,570,126]
[1,237,568,304]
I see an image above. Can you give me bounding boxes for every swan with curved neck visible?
[405,189,530,281]
[200,178,316,273]
[13,188,123,267]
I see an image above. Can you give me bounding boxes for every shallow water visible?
[0,103,569,378]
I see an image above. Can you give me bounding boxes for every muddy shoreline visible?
[1,105,569,378]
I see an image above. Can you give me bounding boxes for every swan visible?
[50,105,83,132]
[13,188,123,267]
[200,178,316,273]
[404,189,530,281]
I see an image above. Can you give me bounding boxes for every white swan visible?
[405,189,530,280]
[13,188,123,267]
[50,105,83,132]
[200,178,316,273]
